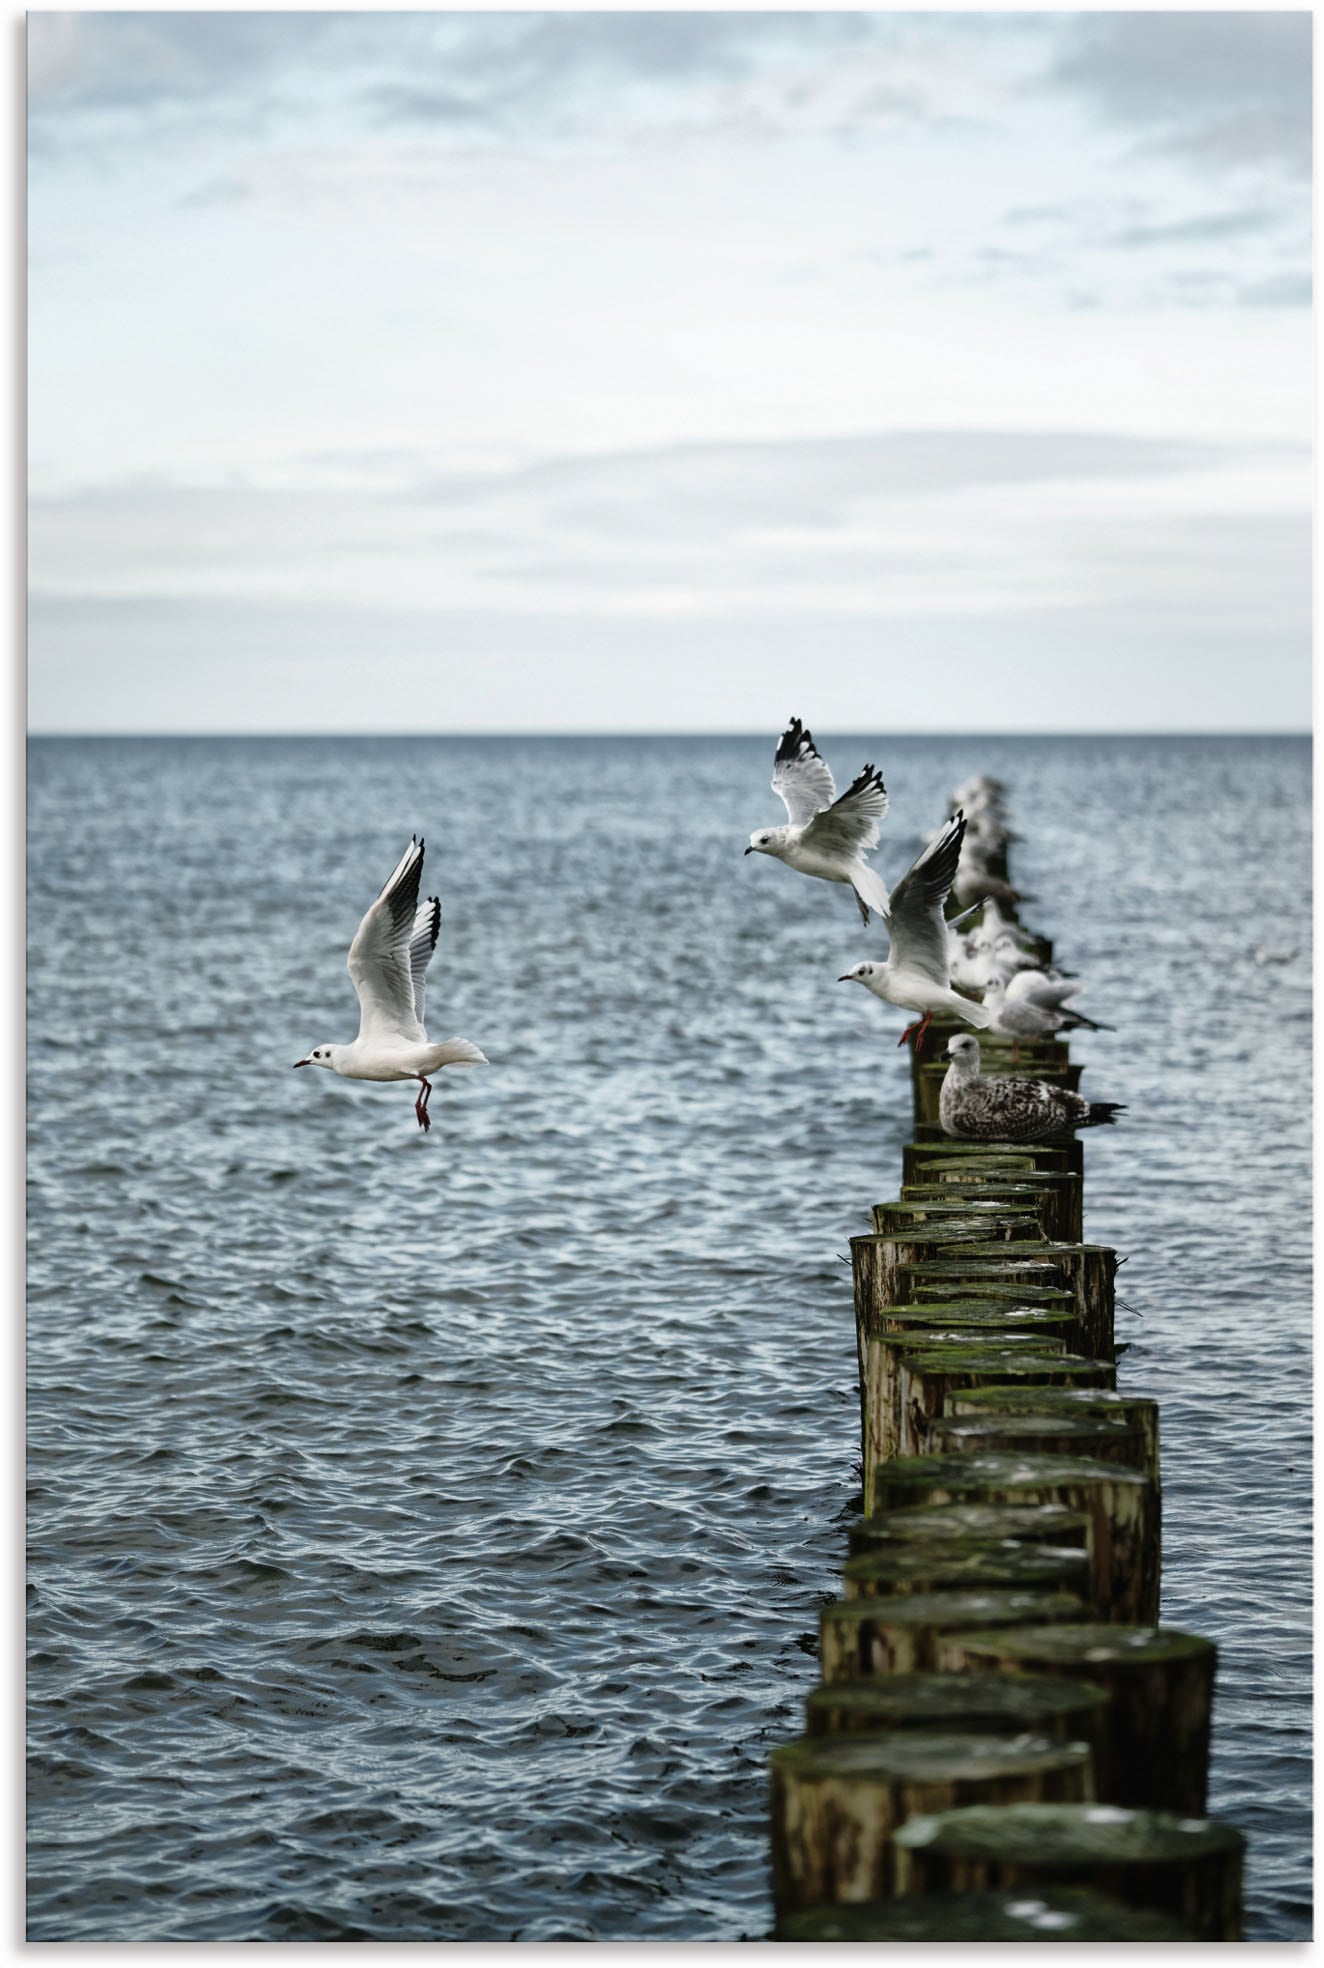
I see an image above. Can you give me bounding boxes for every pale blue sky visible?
[28,10,1312,732]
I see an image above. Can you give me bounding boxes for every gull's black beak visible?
[293,1058,311,1068]
[837,974,853,983]
[743,846,753,855]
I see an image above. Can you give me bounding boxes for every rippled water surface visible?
[27,733,1311,1940]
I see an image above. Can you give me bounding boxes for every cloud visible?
[1105,205,1282,249]
[1045,12,1312,180]
[1238,272,1313,309]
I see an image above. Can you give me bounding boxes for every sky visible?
[27,8,1313,733]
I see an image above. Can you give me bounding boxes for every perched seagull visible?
[745,717,890,925]
[940,1033,1124,1141]
[838,813,993,1047]
[293,836,488,1133]
[982,972,1112,1040]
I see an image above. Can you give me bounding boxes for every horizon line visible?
[25,727,1314,741]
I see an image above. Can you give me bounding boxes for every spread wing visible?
[771,718,836,826]
[408,896,441,1036]
[800,764,889,857]
[347,836,428,1044]
[884,811,966,984]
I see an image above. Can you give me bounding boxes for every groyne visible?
[767,786,1246,1944]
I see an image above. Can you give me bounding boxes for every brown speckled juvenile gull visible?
[939,1033,1124,1141]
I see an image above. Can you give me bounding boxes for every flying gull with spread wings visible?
[293,836,488,1132]
[837,812,993,1047]
[745,717,890,925]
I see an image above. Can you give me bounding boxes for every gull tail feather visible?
[1083,1101,1125,1128]
[434,1039,490,1067]
[952,995,993,1029]
[851,862,890,926]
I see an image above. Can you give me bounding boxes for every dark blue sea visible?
[26,732,1312,1941]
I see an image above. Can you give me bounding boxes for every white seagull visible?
[293,836,488,1133]
[838,812,993,1048]
[745,718,890,925]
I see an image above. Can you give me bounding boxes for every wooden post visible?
[895,1244,1116,1363]
[842,1540,1090,1602]
[769,1732,1093,1924]
[946,1385,1160,1485]
[902,1167,1083,1243]
[891,1802,1243,1941]
[850,1500,1090,1557]
[935,1623,1215,1814]
[867,1452,1160,1624]
[873,1196,1044,1237]
[804,1668,1110,1748]
[903,1138,1081,1185]
[819,1586,1084,1681]
[891,1344,1115,1468]
[776,1884,1197,1942]
[926,1409,1151,1475]
[862,1332,1072,1486]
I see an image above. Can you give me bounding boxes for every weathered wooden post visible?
[769,1732,1093,1925]
[777,1885,1197,1942]
[803,1669,1110,1746]
[849,1500,1090,1558]
[891,1802,1243,1941]
[841,1540,1089,1601]
[926,1408,1150,1475]
[935,1623,1215,1813]
[819,1586,1084,1680]
[901,1166,1083,1242]
[892,1344,1115,1466]
[945,1385,1160,1485]
[867,1452,1159,1624]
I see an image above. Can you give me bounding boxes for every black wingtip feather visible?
[775,716,822,766]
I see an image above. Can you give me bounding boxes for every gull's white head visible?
[746,826,788,858]
[838,962,879,985]
[293,1045,337,1072]
[946,1032,981,1068]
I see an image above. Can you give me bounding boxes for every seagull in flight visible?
[939,1032,1124,1140]
[837,812,993,1047]
[745,717,890,925]
[293,836,488,1132]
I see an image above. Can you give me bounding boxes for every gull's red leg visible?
[415,1077,433,1132]
[914,1008,933,1047]
[897,1020,919,1048]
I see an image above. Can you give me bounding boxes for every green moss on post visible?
[867,1452,1160,1625]
[819,1587,1084,1681]
[935,1623,1215,1814]
[769,1732,1093,1923]
[947,1386,1160,1484]
[903,1139,1080,1185]
[897,1175,1083,1244]
[862,1331,1070,1481]
[873,1197,1043,1237]
[842,1540,1089,1601]
[850,1501,1090,1556]
[804,1669,1109,1746]
[776,1885,1196,1942]
[891,1802,1243,1941]
[896,1243,1116,1363]
[927,1409,1150,1475]
[891,1345,1115,1468]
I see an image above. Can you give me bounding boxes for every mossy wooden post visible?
[947,1386,1160,1486]
[903,1138,1081,1186]
[841,1539,1090,1602]
[769,1732,1093,1924]
[819,1587,1084,1681]
[926,1409,1150,1475]
[935,1624,1214,1814]
[849,1501,1090,1558]
[891,1803,1244,1941]
[896,1176,1082,1245]
[897,1244,1115,1363]
[804,1669,1109,1749]
[776,1884,1198,1942]
[873,1196,1044,1238]
[863,1332,1070,1485]
[867,1453,1159,1625]
[891,1345,1115,1468]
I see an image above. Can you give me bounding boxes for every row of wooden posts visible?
[765,830,1247,1943]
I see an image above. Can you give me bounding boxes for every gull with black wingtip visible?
[293,836,488,1133]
